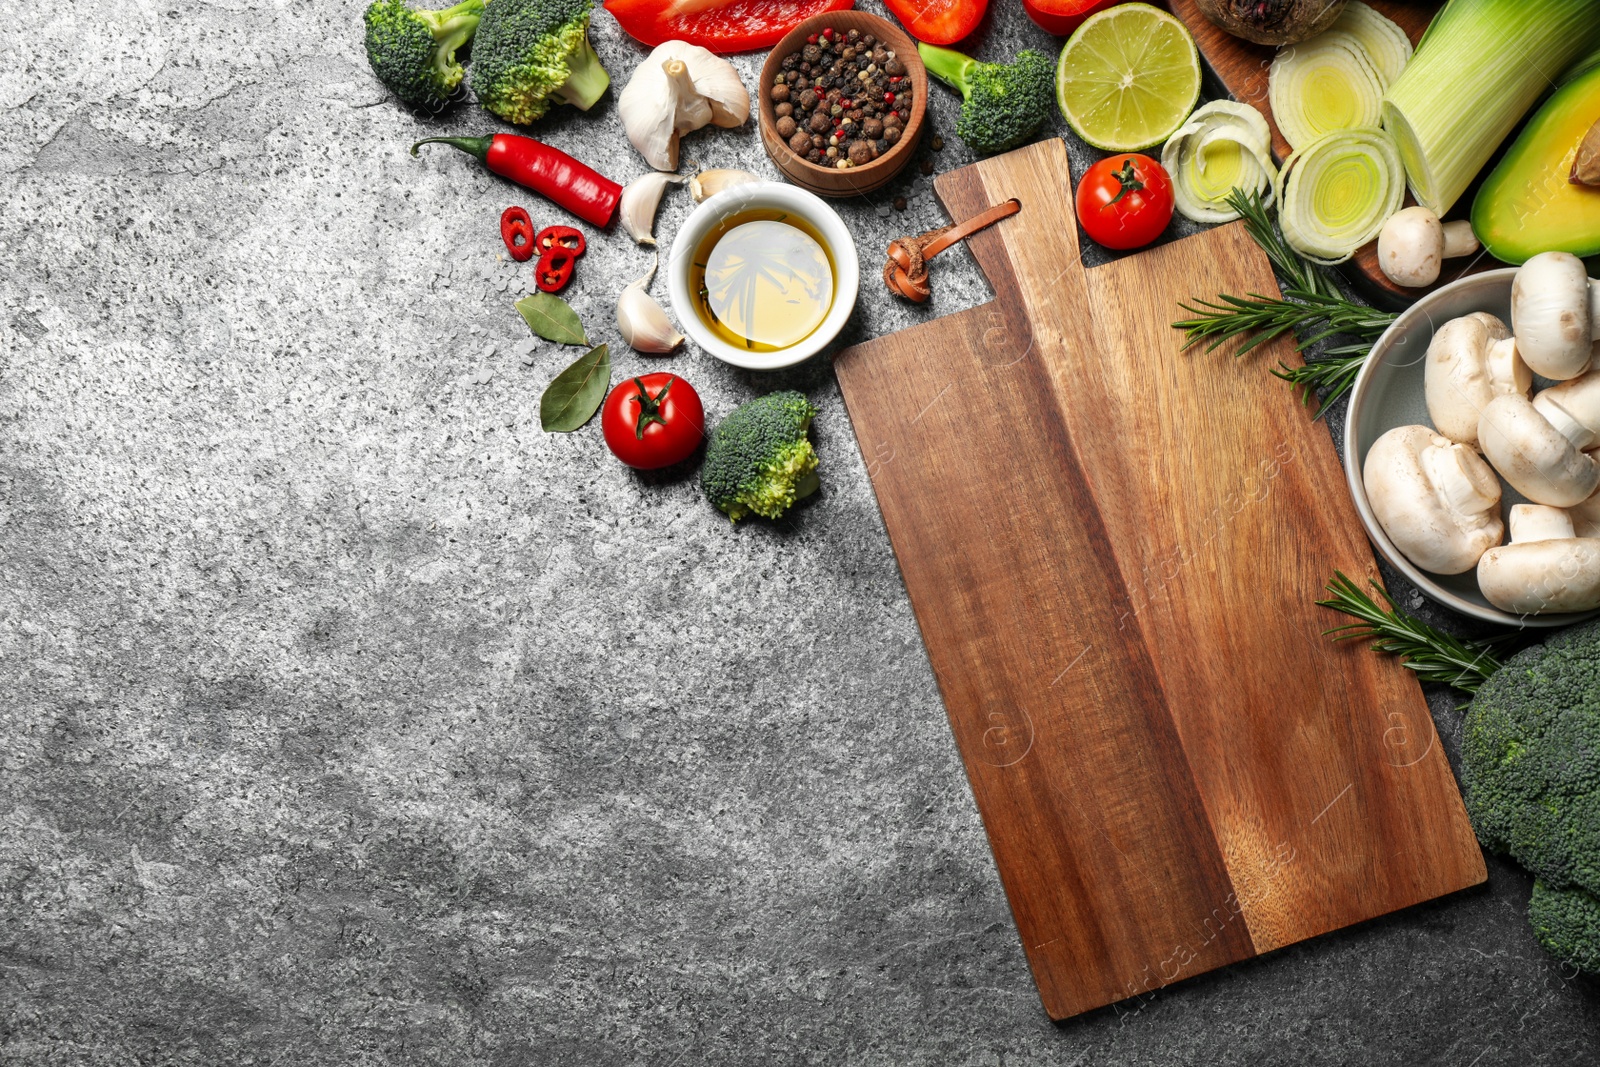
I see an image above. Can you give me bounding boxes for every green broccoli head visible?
[918,44,1056,156]
[363,0,485,110]
[469,0,610,126]
[1529,880,1600,974]
[701,391,820,523]
[1462,618,1600,971]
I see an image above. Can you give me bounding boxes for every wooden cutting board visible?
[833,139,1485,1021]
[1167,0,1490,308]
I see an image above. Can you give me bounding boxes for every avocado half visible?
[1472,61,1600,264]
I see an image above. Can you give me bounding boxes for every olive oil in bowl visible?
[690,210,836,352]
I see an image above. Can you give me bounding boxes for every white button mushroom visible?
[1424,312,1531,446]
[1476,503,1600,615]
[1510,251,1600,381]
[1377,207,1481,288]
[1531,366,1600,451]
[1363,424,1504,574]
[1478,390,1600,507]
[1571,488,1600,538]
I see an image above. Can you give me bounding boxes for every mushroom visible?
[1476,503,1600,615]
[618,41,750,171]
[1531,366,1600,450]
[1423,311,1531,446]
[1478,391,1600,507]
[1377,207,1480,288]
[1363,424,1504,574]
[1510,251,1600,380]
[1571,487,1600,538]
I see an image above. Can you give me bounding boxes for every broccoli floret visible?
[1462,618,1600,971]
[700,392,820,523]
[918,43,1056,155]
[1530,881,1600,974]
[469,0,610,126]
[363,0,485,110]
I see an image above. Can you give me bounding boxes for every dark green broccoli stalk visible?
[363,0,485,111]
[469,0,610,126]
[701,392,820,523]
[1461,618,1600,973]
[918,43,1056,155]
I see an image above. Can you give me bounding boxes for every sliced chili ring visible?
[534,246,576,292]
[535,225,586,257]
[500,206,535,262]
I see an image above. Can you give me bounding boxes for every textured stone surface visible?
[2,1,1597,1063]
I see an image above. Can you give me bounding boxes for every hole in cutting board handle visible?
[882,198,1022,303]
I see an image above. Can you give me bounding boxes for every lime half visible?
[1057,3,1201,153]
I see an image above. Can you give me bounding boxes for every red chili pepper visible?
[411,135,622,228]
[535,246,576,293]
[500,206,535,261]
[534,225,586,257]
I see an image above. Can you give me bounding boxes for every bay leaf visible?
[540,344,610,432]
[516,292,589,346]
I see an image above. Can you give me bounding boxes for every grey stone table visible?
[2,1,1596,1063]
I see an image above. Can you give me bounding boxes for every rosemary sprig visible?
[1316,572,1507,693]
[1174,289,1396,356]
[1270,347,1367,418]
[1172,190,1398,416]
[1227,187,1338,301]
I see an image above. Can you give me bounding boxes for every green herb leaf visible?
[1316,571,1510,694]
[516,292,589,346]
[540,344,610,433]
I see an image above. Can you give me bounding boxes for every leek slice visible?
[1161,101,1277,224]
[1330,1,1412,85]
[1268,30,1384,150]
[1274,127,1405,265]
[1382,0,1600,218]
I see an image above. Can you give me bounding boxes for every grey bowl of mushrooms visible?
[1347,252,1600,627]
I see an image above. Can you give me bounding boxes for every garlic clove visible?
[690,168,760,203]
[616,256,684,354]
[619,172,685,245]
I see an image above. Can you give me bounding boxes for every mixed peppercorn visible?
[772,26,912,170]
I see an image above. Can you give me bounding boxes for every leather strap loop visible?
[883,199,1021,304]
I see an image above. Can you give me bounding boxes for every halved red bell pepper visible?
[1022,0,1120,36]
[883,0,987,45]
[604,0,855,52]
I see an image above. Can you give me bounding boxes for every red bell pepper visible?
[1022,0,1120,36]
[603,0,855,52]
[411,134,622,228]
[501,206,535,261]
[883,0,987,45]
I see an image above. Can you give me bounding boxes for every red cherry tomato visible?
[602,373,705,470]
[1022,0,1119,36]
[883,0,986,44]
[1075,154,1174,251]
[603,0,855,52]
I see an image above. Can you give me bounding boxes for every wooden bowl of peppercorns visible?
[758,11,928,198]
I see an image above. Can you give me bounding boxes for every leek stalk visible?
[1381,0,1600,218]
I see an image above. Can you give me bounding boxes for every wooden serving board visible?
[1167,0,1492,308]
[833,139,1486,1020]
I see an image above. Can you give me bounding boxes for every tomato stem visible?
[631,375,672,439]
[1105,158,1145,207]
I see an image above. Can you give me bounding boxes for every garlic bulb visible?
[690,168,760,203]
[619,172,685,245]
[616,256,683,354]
[618,41,749,171]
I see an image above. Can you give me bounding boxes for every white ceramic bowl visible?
[1345,268,1596,629]
[666,181,860,371]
